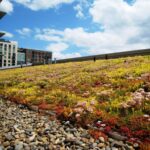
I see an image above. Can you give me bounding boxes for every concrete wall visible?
[55,49,150,64]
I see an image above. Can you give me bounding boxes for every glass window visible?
[4,60,6,66]
[0,44,3,53]
[17,52,25,63]
[9,45,11,52]
[8,53,11,59]
[4,44,7,50]
[13,46,16,53]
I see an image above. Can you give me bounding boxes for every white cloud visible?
[88,0,150,52]
[33,0,150,58]
[74,0,91,19]
[46,42,81,59]
[10,0,150,59]
[35,28,63,42]
[74,4,84,19]
[3,31,14,38]
[0,0,13,13]
[46,42,69,53]
[53,52,81,60]
[13,0,74,11]
[16,27,32,36]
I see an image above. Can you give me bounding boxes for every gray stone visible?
[76,141,86,148]
[5,133,14,141]
[108,132,127,141]
[3,141,10,147]
[93,143,98,148]
[64,121,70,125]
[111,147,119,150]
[111,141,125,147]
[28,105,38,112]
[108,138,114,143]
[15,142,24,150]
[29,133,36,142]
[133,143,139,148]
[7,146,15,150]
[105,146,111,150]
[125,145,134,150]
[66,128,77,133]
[0,146,4,150]
[98,143,105,148]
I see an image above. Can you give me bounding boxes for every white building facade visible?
[0,40,18,67]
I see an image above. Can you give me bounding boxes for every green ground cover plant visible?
[0,55,150,143]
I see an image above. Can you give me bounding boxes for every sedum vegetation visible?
[0,55,150,141]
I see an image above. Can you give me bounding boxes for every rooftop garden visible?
[0,55,150,144]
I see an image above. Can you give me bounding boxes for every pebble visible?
[0,146,4,150]
[112,147,119,150]
[98,143,105,148]
[89,137,95,143]
[5,133,14,141]
[15,142,24,150]
[108,131,127,141]
[133,143,139,148]
[93,143,98,148]
[0,99,137,150]
[111,141,125,147]
[3,141,10,147]
[99,137,105,143]
[108,138,114,143]
[105,146,111,150]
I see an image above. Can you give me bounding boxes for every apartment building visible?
[0,40,18,67]
[18,48,52,65]
[0,1,19,68]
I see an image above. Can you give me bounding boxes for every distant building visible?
[0,0,52,68]
[0,40,18,67]
[18,48,52,65]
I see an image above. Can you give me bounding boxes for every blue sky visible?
[0,0,150,59]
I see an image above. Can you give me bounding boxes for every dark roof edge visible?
[57,48,150,61]
[19,47,52,53]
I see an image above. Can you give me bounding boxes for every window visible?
[4,44,7,51]
[13,45,16,53]
[9,45,11,53]
[8,53,11,59]
[0,44,3,53]
[4,60,6,66]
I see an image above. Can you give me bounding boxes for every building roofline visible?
[0,32,5,37]
[0,39,11,43]
[56,48,150,61]
[0,39,18,45]
[19,48,52,53]
[0,11,6,19]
